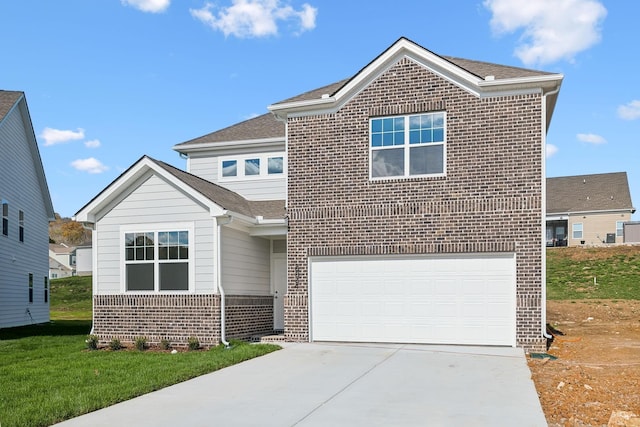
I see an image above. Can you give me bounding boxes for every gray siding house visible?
[76,38,563,352]
[0,91,55,328]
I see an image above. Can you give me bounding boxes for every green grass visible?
[50,276,93,320]
[0,277,280,427]
[547,246,640,300]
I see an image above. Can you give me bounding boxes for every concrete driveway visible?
[54,343,546,427]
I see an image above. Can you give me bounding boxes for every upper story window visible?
[2,200,8,236]
[370,112,446,179]
[19,210,24,242]
[123,224,193,293]
[219,153,285,181]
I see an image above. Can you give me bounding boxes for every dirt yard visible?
[528,300,640,426]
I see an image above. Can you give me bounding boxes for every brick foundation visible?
[225,295,274,340]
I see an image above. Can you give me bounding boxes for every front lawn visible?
[0,321,279,427]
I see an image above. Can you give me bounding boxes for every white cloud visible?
[546,143,558,158]
[40,127,85,146]
[577,133,607,144]
[121,0,170,13]
[84,139,101,148]
[618,100,640,120]
[190,0,317,38]
[484,0,607,66]
[71,158,109,174]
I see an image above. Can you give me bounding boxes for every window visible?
[219,153,286,180]
[28,273,33,303]
[124,228,191,292]
[370,112,445,179]
[2,200,8,236]
[245,158,260,176]
[617,221,624,237]
[19,210,24,242]
[44,277,48,303]
[222,160,237,177]
[268,156,284,175]
[572,223,583,239]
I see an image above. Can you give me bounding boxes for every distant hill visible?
[49,213,92,246]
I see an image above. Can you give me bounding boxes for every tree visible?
[60,221,86,245]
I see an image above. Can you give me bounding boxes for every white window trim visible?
[572,222,583,239]
[369,112,447,181]
[616,220,624,237]
[218,152,286,181]
[120,222,195,294]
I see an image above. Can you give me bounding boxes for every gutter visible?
[216,215,232,348]
[541,84,562,341]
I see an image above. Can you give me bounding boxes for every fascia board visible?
[269,38,563,118]
[74,157,225,222]
[173,137,284,154]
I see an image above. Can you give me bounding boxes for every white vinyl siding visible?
[0,102,50,327]
[94,174,215,295]
[187,152,286,200]
[221,227,270,295]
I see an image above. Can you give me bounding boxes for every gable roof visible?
[0,90,55,220]
[74,155,284,223]
[269,37,563,129]
[547,172,635,214]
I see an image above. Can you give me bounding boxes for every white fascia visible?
[173,137,284,154]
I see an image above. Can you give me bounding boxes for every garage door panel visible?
[310,254,516,346]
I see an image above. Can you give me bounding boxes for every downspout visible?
[541,85,561,341]
[217,215,232,348]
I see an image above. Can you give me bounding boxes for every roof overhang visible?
[173,137,284,155]
[268,38,563,130]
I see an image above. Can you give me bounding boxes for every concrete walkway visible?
[54,343,546,427]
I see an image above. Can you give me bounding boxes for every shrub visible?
[108,338,122,351]
[187,336,200,351]
[85,334,99,350]
[134,336,147,351]
[159,339,170,350]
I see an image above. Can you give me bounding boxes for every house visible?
[0,90,55,328]
[75,38,563,352]
[49,243,76,278]
[546,172,635,246]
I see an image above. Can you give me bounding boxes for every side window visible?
[219,153,286,179]
[222,160,237,177]
[44,277,49,303]
[572,223,583,239]
[268,156,284,175]
[2,200,8,236]
[616,221,624,237]
[28,273,34,303]
[19,210,24,242]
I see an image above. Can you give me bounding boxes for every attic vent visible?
[583,179,586,184]
[586,196,590,200]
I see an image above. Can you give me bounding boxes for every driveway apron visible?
[53,343,546,427]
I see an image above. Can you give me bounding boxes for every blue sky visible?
[2,0,639,218]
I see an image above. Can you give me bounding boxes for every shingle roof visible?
[175,112,284,149]
[152,157,285,219]
[547,172,635,214]
[0,90,23,122]
[175,39,556,150]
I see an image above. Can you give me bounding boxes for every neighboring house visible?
[75,245,93,276]
[546,172,635,247]
[76,38,563,352]
[49,243,76,277]
[0,90,55,328]
[49,256,73,279]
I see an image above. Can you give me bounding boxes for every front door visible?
[272,253,287,331]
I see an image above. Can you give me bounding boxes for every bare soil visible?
[528,300,640,426]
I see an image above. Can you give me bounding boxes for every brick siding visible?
[93,294,275,348]
[285,58,547,353]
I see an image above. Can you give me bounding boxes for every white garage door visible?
[310,254,516,346]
